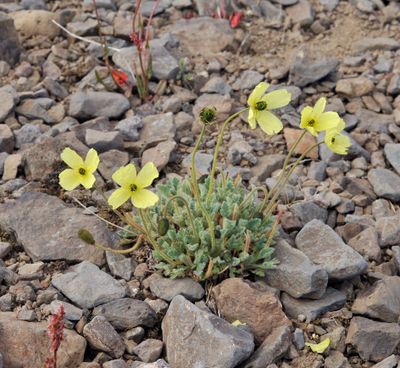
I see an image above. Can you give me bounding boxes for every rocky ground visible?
[1,0,400,367]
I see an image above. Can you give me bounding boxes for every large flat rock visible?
[0,192,106,265]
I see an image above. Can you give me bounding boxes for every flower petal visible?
[248,108,257,129]
[60,148,84,169]
[247,82,269,107]
[262,89,291,110]
[112,164,137,187]
[59,169,81,190]
[305,338,331,354]
[256,110,283,135]
[312,97,326,118]
[131,188,159,209]
[108,187,131,209]
[300,106,313,129]
[135,162,159,188]
[316,112,341,131]
[85,148,100,172]
[80,173,96,189]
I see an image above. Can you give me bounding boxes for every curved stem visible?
[265,142,323,215]
[92,234,144,254]
[191,124,206,201]
[163,195,198,242]
[265,130,307,203]
[239,186,269,213]
[207,107,249,201]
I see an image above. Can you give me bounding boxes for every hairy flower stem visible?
[139,209,176,265]
[163,195,198,242]
[239,186,268,213]
[264,130,307,205]
[206,107,249,202]
[265,142,323,215]
[191,125,217,253]
[91,235,144,254]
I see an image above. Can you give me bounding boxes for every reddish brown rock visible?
[212,278,291,344]
[283,128,318,159]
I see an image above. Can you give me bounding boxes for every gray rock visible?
[69,92,130,120]
[181,152,213,177]
[346,317,400,362]
[43,77,68,99]
[150,277,204,302]
[67,19,98,36]
[0,13,22,66]
[170,18,235,57]
[0,312,86,367]
[241,326,292,368]
[50,300,83,321]
[142,140,177,171]
[356,109,394,134]
[0,152,8,177]
[251,154,286,182]
[0,192,106,264]
[85,129,124,153]
[132,360,169,368]
[368,169,400,202]
[348,227,381,261]
[0,294,13,311]
[308,161,327,181]
[106,251,133,281]
[116,116,143,141]
[293,328,305,350]
[264,240,328,299]
[384,144,400,175]
[132,339,163,363]
[14,124,42,148]
[392,246,400,273]
[290,201,328,225]
[353,37,400,53]
[112,43,179,81]
[232,70,264,91]
[324,351,351,368]
[371,355,399,368]
[352,277,400,323]
[374,56,393,74]
[52,261,126,309]
[281,288,346,321]
[336,77,374,97]
[0,90,15,123]
[92,298,157,330]
[376,216,400,247]
[0,242,11,259]
[259,1,283,25]
[98,150,130,182]
[296,219,368,280]
[83,315,125,358]
[289,55,338,87]
[201,76,232,95]
[162,295,254,368]
[388,74,400,96]
[319,0,339,11]
[140,113,176,144]
[0,124,14,153]
[103,360,128,368]
[286,0,314,27]
[15,98,58,124]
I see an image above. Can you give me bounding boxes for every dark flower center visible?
[331,137,336,143]
[130,184,138,192]
[79,168,86,175]
[255,101,267,111]
[308,119,315,126]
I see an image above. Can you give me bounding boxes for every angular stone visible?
[212,278,291,344]
[376,216,400,247]
[0,90,15,123]
[10,10,60,39]
[85,129,124,153]
[290,201,328,225]
[353,37,400,53]
[296,219,368,280]
[52,261,126,309]
[352,277,400,323]
[368,168,400,202]
[170,18,235,57]
[384,144,400,175]
[356,109,394,134]
[281,288,346,321]
[98,150,129,182]
[264,240,328,299]
[286,0,314,27]
[132,360,169,368]
[83,316,125,358]
[251,154,286,182]
[50,300,83,321]
[92,298,157,330]
[181,152,213,177]
[232,70,264,91]
[348,227,381,261]
[0,124,14,153]
[142,140,177,171]
[0,311,86,368]
[241,326,292,368]
[0,192,106,265]
[283,128,318,158]
[289,55,338,87]
[371,355,399,368]
[132,339,163,363]
[106,251,133,281]
[202,76,232,95]
[346,317,400,362]
[336,77,374,97]
[0,242,11,259]
[0,13,22,66]
[324,350,351,368]
[162,295,254,368]
[2,153,22,179]
[149,277,204,302]
[14,124,42,148]
[140,113,176,144]
[116,116,142,141]
[69,92,130,120]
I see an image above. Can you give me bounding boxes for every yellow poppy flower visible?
[324,119,351,155]
[59,148,99,190]
[108,163,159,209]
[300,97,341,136]
[247,82,291,135]
[305,338,331,354]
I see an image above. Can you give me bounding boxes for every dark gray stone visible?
[0,13,22,66]
[150,277,205,302]
[368,169,400,202]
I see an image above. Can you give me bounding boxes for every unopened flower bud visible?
[199,107,217,125]
[158,218,170,236]
[78,229,95,245]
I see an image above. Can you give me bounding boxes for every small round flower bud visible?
[199,107,217,125]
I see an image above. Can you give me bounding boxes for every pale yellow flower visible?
[324,119,351,155]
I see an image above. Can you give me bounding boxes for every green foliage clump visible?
[121,176,278,280]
